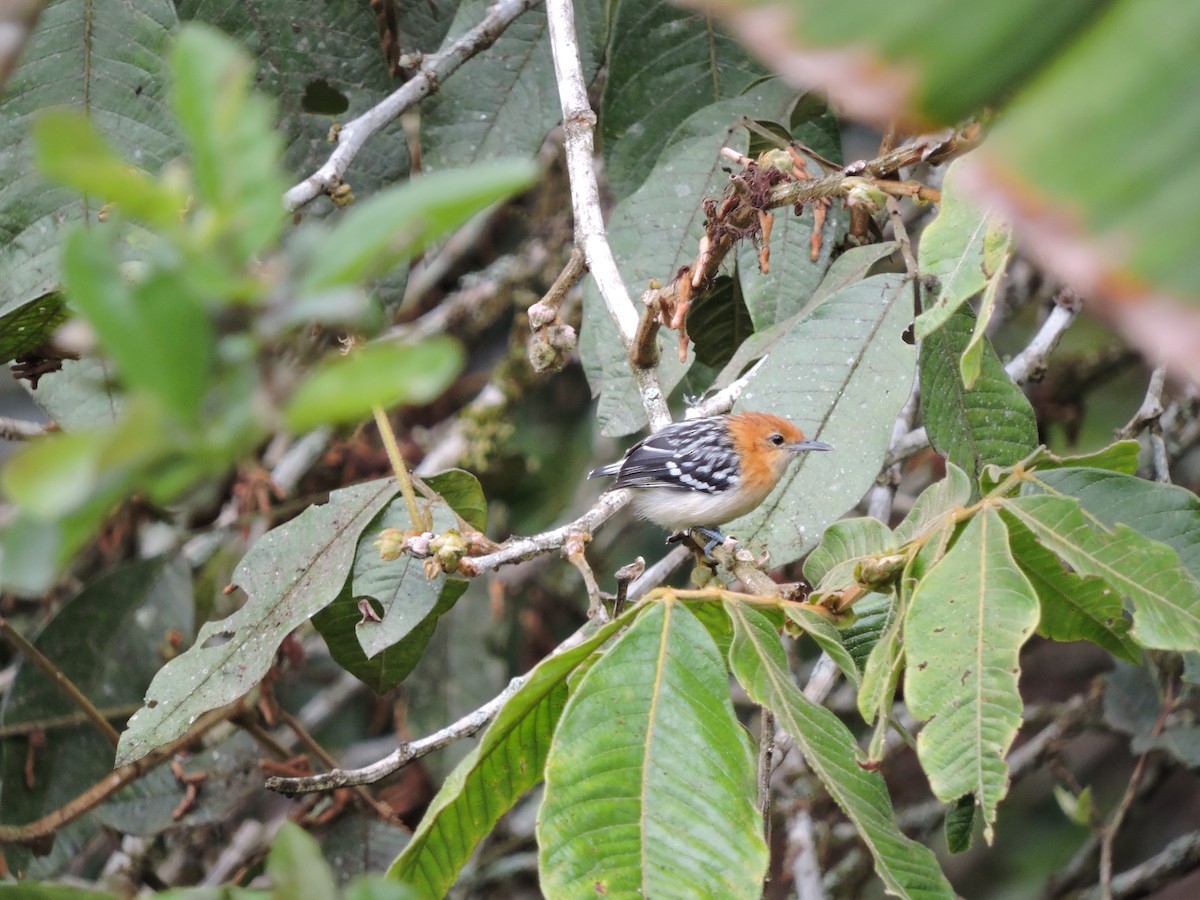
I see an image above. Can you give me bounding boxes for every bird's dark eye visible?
[769,432,785,446]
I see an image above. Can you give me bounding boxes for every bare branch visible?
[282,0,541,211]
[545,0,672,430]
[265,623,596,794]
[459,489,630,575]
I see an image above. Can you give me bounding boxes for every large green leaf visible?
[999,493,1200,651]
[601,2,768,200]
[538,602,767,898]
[904,508,1039,841]
[0,0,181,319]
[685,274,754,370]
[176,0,411,219]
[894,462,973,544]
[803,516,897,591]
[421,0,602,172]
[919,306,1037,484]
[389,609,643,896]
[115,479,398,765]
[0,556,192,877]
[1035,468,1200,579]
[730,273,915,564]
[726,603,954,899]
[715,240,900,387]
[1004,513,1140,663]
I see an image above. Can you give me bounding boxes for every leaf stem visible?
[372,405,428,531]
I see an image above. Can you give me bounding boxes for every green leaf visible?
[314,581,467,695]
[731,273,915,564]
[726,603,954,899]
[944,795,977,854]
[0,0,181,319]
[285,338,465,432]
[894,462,973,544]
[300,159,538,293]
[62,229,214,417]
[999,493,1200,651]
[960,240,1009,387]
[919,306,1037,484]
[979,0,1200,299]
[841,592,896,672]
[914,159,995,340]
[421,1,599,172]
[904,508,1039,841]
[785,607,861,686]
[267,822,339,900]
[388,608,644,896]
[1036,468,1200,579]
[538,602,767,898]
[0,556,192,878]
[171,24,286,261]
[981,441,1142,492]
[424,469,488,532]
[33,110,186,227]
[715,240,900,388]
[803,516,897,591]
[1004,512,1141,663]
[0,293,69,365]
[581,80,799,437]
[601,2,768,200]
[115,480,397,765]
[686,274,755,370]
[858,603,904,736]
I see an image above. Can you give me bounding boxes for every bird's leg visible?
[691,526,729,561]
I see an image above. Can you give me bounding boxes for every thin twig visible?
[0,704,141,739]
[0,703,235,847]
[1099,681,1175,898]
[283,0,541,210]
[0,617,120,748]
[266,623,596,794]
[1080,830,1200,900]
[758,707,776,846]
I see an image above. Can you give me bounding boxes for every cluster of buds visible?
[374,527,493,577]
[526,299,577,373]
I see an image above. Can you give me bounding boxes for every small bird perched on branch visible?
[589,412,832,553]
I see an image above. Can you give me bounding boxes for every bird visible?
[588,412,832,554]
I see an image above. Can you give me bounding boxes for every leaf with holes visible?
[904,508,1039,841]
[115,480,397,765]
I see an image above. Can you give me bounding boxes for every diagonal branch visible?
[545,0,672,430]
[283,0,542,211]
